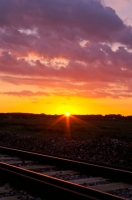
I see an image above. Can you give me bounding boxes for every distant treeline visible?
[0,113,132,120]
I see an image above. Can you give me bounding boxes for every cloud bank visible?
[0,0,132,98]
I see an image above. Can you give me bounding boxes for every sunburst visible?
[65,112,70,117]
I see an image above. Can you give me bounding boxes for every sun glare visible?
[65,112,70,117]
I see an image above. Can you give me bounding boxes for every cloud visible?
[0,90,49,97]
[0,0,132,99]
[1,0,131,44]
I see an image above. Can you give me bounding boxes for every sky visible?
[0,0,132,115]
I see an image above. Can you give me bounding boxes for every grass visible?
[0,114,132,142]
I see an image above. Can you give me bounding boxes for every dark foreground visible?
[0,113,132,169]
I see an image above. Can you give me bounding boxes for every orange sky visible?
[1,93,132,115]
[0,0,132,115]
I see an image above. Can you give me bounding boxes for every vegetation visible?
[0,113,132,142]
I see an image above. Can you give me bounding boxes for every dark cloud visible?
[0,0,130,43]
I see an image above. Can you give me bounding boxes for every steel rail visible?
[1,145,131,172]
[0,162,127,200]
[0,145,131,182]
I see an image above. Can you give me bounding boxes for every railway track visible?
[0,145,131,200]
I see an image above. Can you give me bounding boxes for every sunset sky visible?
[1,0,132,115]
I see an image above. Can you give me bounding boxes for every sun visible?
[65,112,70,117]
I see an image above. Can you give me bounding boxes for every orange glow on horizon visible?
[1,93,132,116]
[65,112,70,117]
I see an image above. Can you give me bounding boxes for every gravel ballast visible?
[0,132,132,169]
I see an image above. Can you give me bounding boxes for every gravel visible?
[0,182,45,200]
[0,131,132,169]
[110,188,132,200]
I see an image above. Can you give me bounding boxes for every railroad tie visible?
[5,160,33,165]
[0,197,19,200]
[42,170,79,176]
[70,177,108,184]
[0,157,19,161]
[23,165,55,170]
[91,182,132,191]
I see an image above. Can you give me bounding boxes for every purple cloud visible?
[0,0,132,99]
